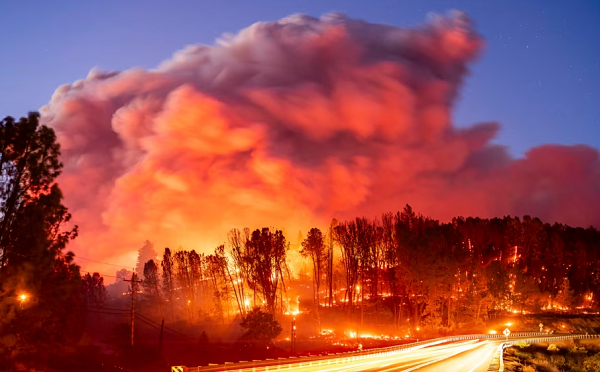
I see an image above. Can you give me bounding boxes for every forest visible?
[88,206,600,339]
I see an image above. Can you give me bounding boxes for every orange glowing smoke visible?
[40,12,600,271]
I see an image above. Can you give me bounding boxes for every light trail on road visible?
[416,340,498,372]
[284,340,487,372]
[196,334,589,372]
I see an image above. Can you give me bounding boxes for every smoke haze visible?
[40,12,600,271]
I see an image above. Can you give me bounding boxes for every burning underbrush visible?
[276,328,419,355]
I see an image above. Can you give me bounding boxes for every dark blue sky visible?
[1,0,598,157]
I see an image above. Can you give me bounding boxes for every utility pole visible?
[124,272,143,346]
[158,318,164,355]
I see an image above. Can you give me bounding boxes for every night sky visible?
[1,0,599,157]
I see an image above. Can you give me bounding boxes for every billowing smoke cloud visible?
[41,12,600,270]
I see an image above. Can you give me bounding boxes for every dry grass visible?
[503,339,600,372]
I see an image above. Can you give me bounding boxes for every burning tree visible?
[245,228,288,315]
[227,228,251,317]
[161,247,175,320]
[554,277,575,310]
[205,245,231,324]
[300,227,326,331]
[142,259,163,315]
[226,228,250,316]
[173,249,202,322]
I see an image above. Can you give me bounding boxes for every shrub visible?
[570,346,589,355]
[547,344,560,352]
[239,307,282,346]
[550,354,565,366]
[583,353,600,372]
[566,353,588,372]
[517,341,531,349]
[532,358,552,369]
[516,350,533,360]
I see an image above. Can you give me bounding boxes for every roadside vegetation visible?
[504,339,600,372]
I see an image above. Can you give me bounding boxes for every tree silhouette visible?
[161,247,175,320]
[0,113,80,366]
[206,245,230,324]
[335,221,359,309]
[239,307,282,346]
[245,228,288,315]
[228,228,251,315]
[300,227,326,330]
[555,277,575,310]
[135,240,157,280]
[142,259,162,316]
[82,272,107,308]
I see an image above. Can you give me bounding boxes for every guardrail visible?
[173,332,551,372]
[490,334,600,372]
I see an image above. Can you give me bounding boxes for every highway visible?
[273,340,500,372]
[265,340,497,372]
[416,340,499,372]
[195,334,588,372]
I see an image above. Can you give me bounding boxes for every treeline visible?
[100,205,600,334]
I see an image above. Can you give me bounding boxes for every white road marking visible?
[466,345,497,372]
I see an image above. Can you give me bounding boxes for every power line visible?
[89,306,130,312]
[87,306,197,342]
[86,310,130,316]
[89,310,189,340]
[76,256,134,269]
[86,306,197,342]
[80,270,120,279]
[133,316,186,339]
[135,313,196,341]
[133,315,163,331]
[134,316,198,342]
[84,310,184,341]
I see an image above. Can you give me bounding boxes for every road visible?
[257,340,499,372]
[197,335,579,372]
[417,340,499,372]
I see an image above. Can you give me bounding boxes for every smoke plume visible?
[40,12,600,270]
